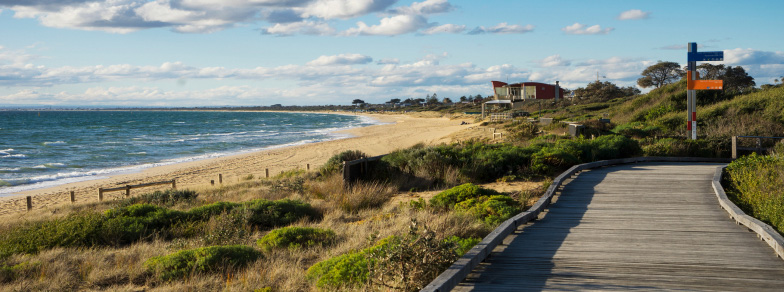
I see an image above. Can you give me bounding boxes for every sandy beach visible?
[0,112,477,217]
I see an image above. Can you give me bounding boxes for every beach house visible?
[488,81,564,109]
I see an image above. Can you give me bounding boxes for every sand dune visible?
[0,112,477,218]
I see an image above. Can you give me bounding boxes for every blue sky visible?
[1,0,783,107]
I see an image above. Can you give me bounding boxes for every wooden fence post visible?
[219,174,223,184]
[99,188,104,201]
[266,168,269,178]
[125,185,131,197]
[731,136,738,159]
[70,191,75,203]
[26,196,32,211]
[211,180,215,186]
[172,179,176,189]
[307,164,310,171]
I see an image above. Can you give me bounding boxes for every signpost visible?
[686,43,723,140]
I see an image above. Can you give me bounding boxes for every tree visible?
[442,97,453,104]
[573,81,639,103]
[637,61,684,88]
[459,96,467,102]
[425,93,439,105]
[352,99,365,105]
[388,98,401,104]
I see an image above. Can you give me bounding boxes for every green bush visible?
[145,245,262,281]
[119,189,198,207]
[243,199,321,229]
[725,153,784,234]
[320,150,368,176]
[187,201,241,221]
[430,183,501,208]
[306,237,395,289]
[257,227,336,252]
[446,236,481,257]
[455,195,521,226]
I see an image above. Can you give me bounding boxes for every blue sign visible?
[688,51,724,62]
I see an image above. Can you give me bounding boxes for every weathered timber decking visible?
[455,162,784,291]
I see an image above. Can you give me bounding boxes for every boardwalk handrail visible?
[712,167,784,259]
[422,156,730,292]
[732,135,784,159]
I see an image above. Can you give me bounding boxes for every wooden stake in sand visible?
[266,168,269,178]
[219,174,223,184]
[26,196,32,211]
[70,191,75,203]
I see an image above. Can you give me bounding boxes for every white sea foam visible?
[43,141,67,145]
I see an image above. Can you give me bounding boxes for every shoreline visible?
[0,112,474,217]
[0,110,381,197]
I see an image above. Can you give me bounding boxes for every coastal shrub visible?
[320,150,368,176]
[307,250,369,289]
[504,121,539,141]
[0,212,105,258]
[200,208,252,246]
[243,199,321,229]
[590,134,641,160]
[365,221,462,291]
[0,261,40,283]
[641,138,712,157]
[145,245,262,281]
[119,189,198,207]
[455,195,521,226]
[429,183,501,209]
[446,236,481,257]
[188,201,241,221]
[725,153,784,234]
[256,227,336,252]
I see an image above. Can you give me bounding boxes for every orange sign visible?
[686,71,723,90]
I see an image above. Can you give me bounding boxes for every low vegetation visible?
[724,150,784,235]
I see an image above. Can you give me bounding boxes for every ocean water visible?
[0,111,378,196]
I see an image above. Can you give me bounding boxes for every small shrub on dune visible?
[145,245,262,281]
[319,150,368,177]
[244,199,321,229]
[455,195,521,226]
[187,201,241,221]
[257,227,336,252]
[429,183,501,209]
[725,153,784,234]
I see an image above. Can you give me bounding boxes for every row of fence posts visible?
[23,163,313,212]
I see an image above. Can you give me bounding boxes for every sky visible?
[1,0,783,107]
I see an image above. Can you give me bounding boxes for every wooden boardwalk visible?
[455,163,784,291]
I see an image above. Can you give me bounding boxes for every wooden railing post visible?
[99,188,104,201]
[125,185,131,197]
[731,136,738,159]
[219,174,223,184]
[26,196,32,211]
[265,168,269,178]
[70,191,75,203]
[172,179,176,189]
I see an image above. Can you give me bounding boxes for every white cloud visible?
[617,9,649,20]
[388,0,454,15]
[262,21,336,35]
[724,48,784,65]
[419,23,465,35]
[302,0,397,19]
[468,23,534,35]
[307,54,373,66]
[536,55,571,67]
[343,14,428,36]
[562,23,613,35]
